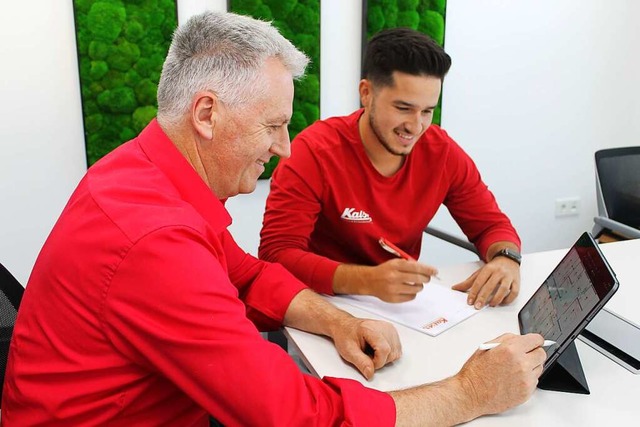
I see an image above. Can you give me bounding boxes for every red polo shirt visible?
[1,120,395,426]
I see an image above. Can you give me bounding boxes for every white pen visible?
[478,340,557,351]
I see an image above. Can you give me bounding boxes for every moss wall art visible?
[73,0,178,166]
[229,0,320,179]
[365,0,447,125]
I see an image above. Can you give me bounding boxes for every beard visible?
[368,105,409,157]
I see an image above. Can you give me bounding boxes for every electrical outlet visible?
[555,197,580,217]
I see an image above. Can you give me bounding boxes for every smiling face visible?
[199,58,294,198]
[359,71,442,168]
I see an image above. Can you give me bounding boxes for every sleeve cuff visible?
[476,230,521,261]
[243,263,308,328]
[323,377,396,426]
[307,257,341,295]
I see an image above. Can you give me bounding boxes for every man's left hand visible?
[451,256,520,309]
[330,318,402,380]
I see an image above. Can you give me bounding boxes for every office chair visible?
[592,147,640,241]
[424,226,480,257]
[0,263,24,407]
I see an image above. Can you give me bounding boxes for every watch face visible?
[506,248,521,259]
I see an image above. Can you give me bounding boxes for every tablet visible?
[518,232,619,373]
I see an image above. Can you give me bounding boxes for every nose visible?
[270,129,291,159]
[404,112,423,134]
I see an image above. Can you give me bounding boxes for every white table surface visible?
[285,239,640,425]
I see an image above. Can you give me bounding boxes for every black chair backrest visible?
[595,147,640,230]
[0,263,24,407]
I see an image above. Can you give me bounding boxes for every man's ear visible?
[191,91,220,141]
[359,79,373,109]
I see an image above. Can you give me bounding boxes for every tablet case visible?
[538,341,590,394]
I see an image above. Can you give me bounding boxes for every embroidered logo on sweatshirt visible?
[340,208,372,223]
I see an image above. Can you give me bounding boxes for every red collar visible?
[136,119,232,232]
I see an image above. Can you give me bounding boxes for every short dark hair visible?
[362,27,452,87]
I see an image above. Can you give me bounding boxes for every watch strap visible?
[493,248,522,265]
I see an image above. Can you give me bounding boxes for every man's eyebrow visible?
[266,114,290,125]
[393,100,437,110]
[393,100,416,108]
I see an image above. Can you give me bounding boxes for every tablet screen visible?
[518,232,618,371]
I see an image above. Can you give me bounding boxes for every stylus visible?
[478,340,557,351]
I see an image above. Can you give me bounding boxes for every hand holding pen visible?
[478,340,556,351]
[378,237,441,280]
[338,237,439,303]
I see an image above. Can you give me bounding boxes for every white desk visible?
[286,239,640,425]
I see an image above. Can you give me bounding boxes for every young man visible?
[2,14,544,426]
[260,28,522,308]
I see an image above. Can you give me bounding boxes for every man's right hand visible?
[333,259,439,303]
[389,333,547,426]
[456,333,547,416]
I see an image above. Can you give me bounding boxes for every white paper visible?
[332,283,481,336]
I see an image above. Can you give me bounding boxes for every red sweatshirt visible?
[260,109,520,294]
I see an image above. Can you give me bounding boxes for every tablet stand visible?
[537,341,590,394]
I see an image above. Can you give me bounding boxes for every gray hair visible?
[157,11,309,125]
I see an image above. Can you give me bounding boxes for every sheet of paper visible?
[331,283,481,336]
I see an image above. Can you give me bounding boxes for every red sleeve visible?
[103,226,395,426]
[442,137,521,259]
[220,229,307,331]
[259,134,340,295]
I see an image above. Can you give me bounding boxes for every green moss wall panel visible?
[73,0,178,166]
[229,0,320,179]
[364,0,447,125]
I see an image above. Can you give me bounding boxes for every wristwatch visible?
[493,248,522,265]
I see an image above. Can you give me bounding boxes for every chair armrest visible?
[593,216,640,239]
[423,226,480,257]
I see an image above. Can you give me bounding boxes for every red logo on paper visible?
[422,317,448,330]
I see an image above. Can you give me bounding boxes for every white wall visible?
[438,0,640,256]
[319,0,363,118]
[2,1,639,285]
[178,0,226,24]
[0,1,86,284]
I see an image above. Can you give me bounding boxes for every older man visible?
[2,12,545,426]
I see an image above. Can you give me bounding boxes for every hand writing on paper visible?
[334,259,440,303]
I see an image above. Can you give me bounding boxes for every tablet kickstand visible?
[538,341,590,394]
